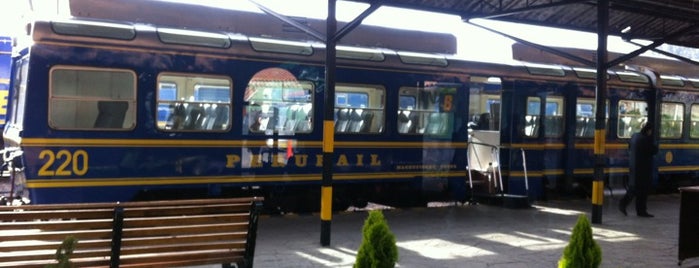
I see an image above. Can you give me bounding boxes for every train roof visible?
[67,0,456,55]
[22,17,699,90]
[512,43,699,80]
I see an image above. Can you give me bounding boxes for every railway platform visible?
[244,192,692,268]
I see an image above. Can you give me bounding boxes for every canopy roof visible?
[351,0,699,49]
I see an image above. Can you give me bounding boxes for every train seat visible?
[283,105,298,132]
[294,106,311,132]
[584,117,596,137]
[202,106,215,129]
[211,105,228,130]
[166,103,186,130]
[524,115,539,136]
[359,110,374,132]
[347,109,365,133]
[264,107,279,132]
[94,100,129,128]
[575,117,587,136]
[425,112,446,135]
[276,106,289,131]
[183,105,204,130]
[544,116,556,136]
[335,108,351,132]
[408,112,420,133]
[397,110,411,133]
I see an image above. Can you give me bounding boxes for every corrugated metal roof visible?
[350,0,699,49]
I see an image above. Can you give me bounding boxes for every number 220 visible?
[38,149,89,176]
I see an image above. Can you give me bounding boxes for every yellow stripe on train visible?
[25,170,467,188]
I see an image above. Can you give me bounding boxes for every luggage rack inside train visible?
[467,130,531,209]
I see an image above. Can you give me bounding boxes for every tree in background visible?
[355,210,398,268]
[558,214,602,268]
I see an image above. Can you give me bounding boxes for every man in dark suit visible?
[619,122,658,217]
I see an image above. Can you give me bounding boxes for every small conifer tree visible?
[354,210,398,268]
[558,214,602,268]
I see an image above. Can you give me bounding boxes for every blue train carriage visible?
[496,61,699,199]
[6,16,698,208]
[654,74,699,190]
[0,36,11,139]
[3,18,477,210]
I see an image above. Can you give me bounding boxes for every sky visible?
[0,0,688,63]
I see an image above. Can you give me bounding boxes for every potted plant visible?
[558,214,602,268]
[354,210,398,268]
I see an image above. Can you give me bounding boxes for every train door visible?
[568,97,610,192]
[467,76,502,194]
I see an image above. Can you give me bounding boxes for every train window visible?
[691,105,699,139]
[689,78,699,88]
[523,97,541,137]
[575,98,609,138]
[618,100,648,138]
[469,76,501,131]
[524,63,565,77]
[51,20,136,40]
[244,68,313,135]
[573,67,611,80]
[660,102,684,139]
[49,66,136,130]
[249,37,313,56]
[397,84,456,137]
[616,71,649,84]
[157,73,231,132]
[397,51,448,67]
[544,96,565,138]
[157,28,231,48]
[337,46,385,61]
[336,84,384,134]
[660,75,685,87]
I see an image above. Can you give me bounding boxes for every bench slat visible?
[0,229,113,242]
[0,218,113,231]
[120,241,246,256]
[122,213,249,227]
[120,232,248,247]
[122,223,249,238]
[118,250,245,267]
[0,209,115,221]
[0,239,111,253]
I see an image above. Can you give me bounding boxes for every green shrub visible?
[354,210,398,268]
[46,236,78,268]
[558,214,602,268]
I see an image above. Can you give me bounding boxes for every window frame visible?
[659,101,684,139]
[48,65,137,131]
[335,83,385,135]
[156,72,232,132]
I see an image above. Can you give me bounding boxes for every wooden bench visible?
[0,197,263,268]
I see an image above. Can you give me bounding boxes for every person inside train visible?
[619,122,658,218]
[468,113,491,130]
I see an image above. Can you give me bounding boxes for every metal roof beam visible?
[608,23,699,67]
[610,0,699,23]
[248,0,326,41]
[626,40,699,67]
[334,1,381,42]
[463,0,593,20]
